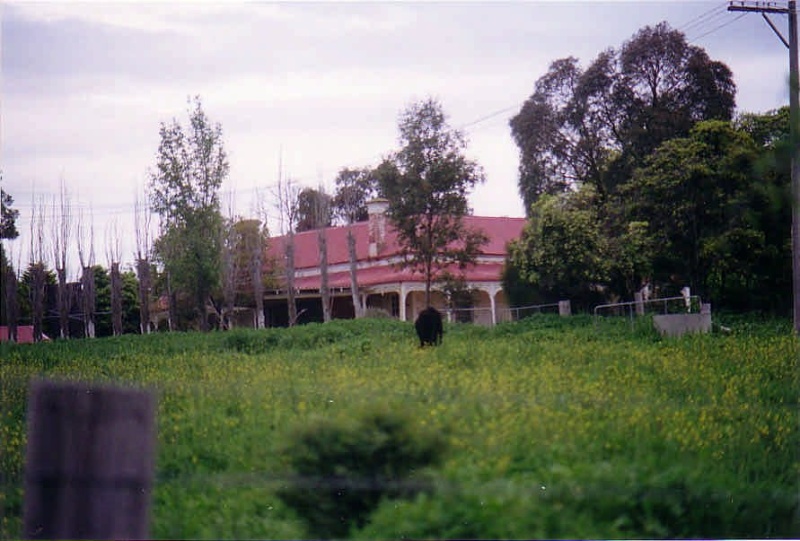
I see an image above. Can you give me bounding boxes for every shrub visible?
[276,405,447,538]
[363,307,393,319]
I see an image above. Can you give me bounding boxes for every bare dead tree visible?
[219,194,237,330]
[252,192,272,329]
[29,194,47,342]
[76,206,96,339]
[250,222,265,329]
[134,191,153,334]
[274,171,300,326]
[316,184,332,322]
[105,219,123,336]
[332,168,379,318]
[50,180,73,339]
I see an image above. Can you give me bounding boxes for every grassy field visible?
[1,315,798,538]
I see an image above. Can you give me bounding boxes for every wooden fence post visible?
[24,380,155,539]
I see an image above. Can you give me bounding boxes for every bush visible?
[276,405,447,538]
[363,307,393,319]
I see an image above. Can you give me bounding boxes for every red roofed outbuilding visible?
[263,200,525,326]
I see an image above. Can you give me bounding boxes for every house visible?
[263,200,526,326]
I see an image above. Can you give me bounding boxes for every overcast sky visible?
[1,1,794,274]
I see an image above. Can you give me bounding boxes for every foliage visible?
[378,98,488,306]
[1,316,796,539]
[93,265,112,337]
[224,219,274,306]
[507,109,792,314]
[332,167,381,224]
[506,187,610,309]
[1,178,19,285]
[1,183,20,241]
[510,22,735,208]
[148,97,229,331]
[295,187,333,232]
[120,269,141,334]
[625,120,790,310]
[277,405,447,538]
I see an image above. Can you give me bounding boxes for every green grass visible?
[1,315,798,538]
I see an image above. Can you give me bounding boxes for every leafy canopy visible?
[510,21,736,210]
[148,97,229,330]
[377,98,487,305]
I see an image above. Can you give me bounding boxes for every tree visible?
[377,98,488,307]
[333,167,379,318]
[134,192,153,334]
[28,195,48,341]
[105,220,123,336]
[92,265,112,337]
[1,186,19,241]
[510,22,736,210]
[1,177,20,332]
[121,269,141,334]
[50,180,73,339]
[77,207,97,338]
[295,188,333,233]
[231,219,270,328]
[333,167,380,224]
[623,119,788,310]
[314,186,333,322]
[274,175,301,326]
[505,187,610,309]
[290,186,334,321]
[149,96,229,331]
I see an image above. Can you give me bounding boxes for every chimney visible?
[366,198,390,258]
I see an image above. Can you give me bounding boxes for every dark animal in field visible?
[415,307,443,347]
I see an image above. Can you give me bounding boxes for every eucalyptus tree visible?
[510,21,736,210]
[377,98,487,307]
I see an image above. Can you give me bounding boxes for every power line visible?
[687,12,749,42]
[679,2,730,34]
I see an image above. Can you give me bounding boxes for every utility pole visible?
[728,1,799,333]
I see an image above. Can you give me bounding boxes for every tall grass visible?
[1,315,797,538]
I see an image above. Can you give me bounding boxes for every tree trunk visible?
[222,263,234,331]
[319,227,331,322]
[285,235,297,326]
[347,227,363,318]
[5,266,18,342]
[425,262,432,308]
[166,271,176,332]
[81,265,96,339]
[56,267,69,340]
[111,262,123,336]
[31,263,46,342]
[136,258,151,334]
[252,241,264,329]
[197,290,210,332]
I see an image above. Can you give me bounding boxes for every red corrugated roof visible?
[293,262,508,291]
[267,215,525,271]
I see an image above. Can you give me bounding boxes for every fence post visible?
[24,379,156,539]
[558,300,571,317]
